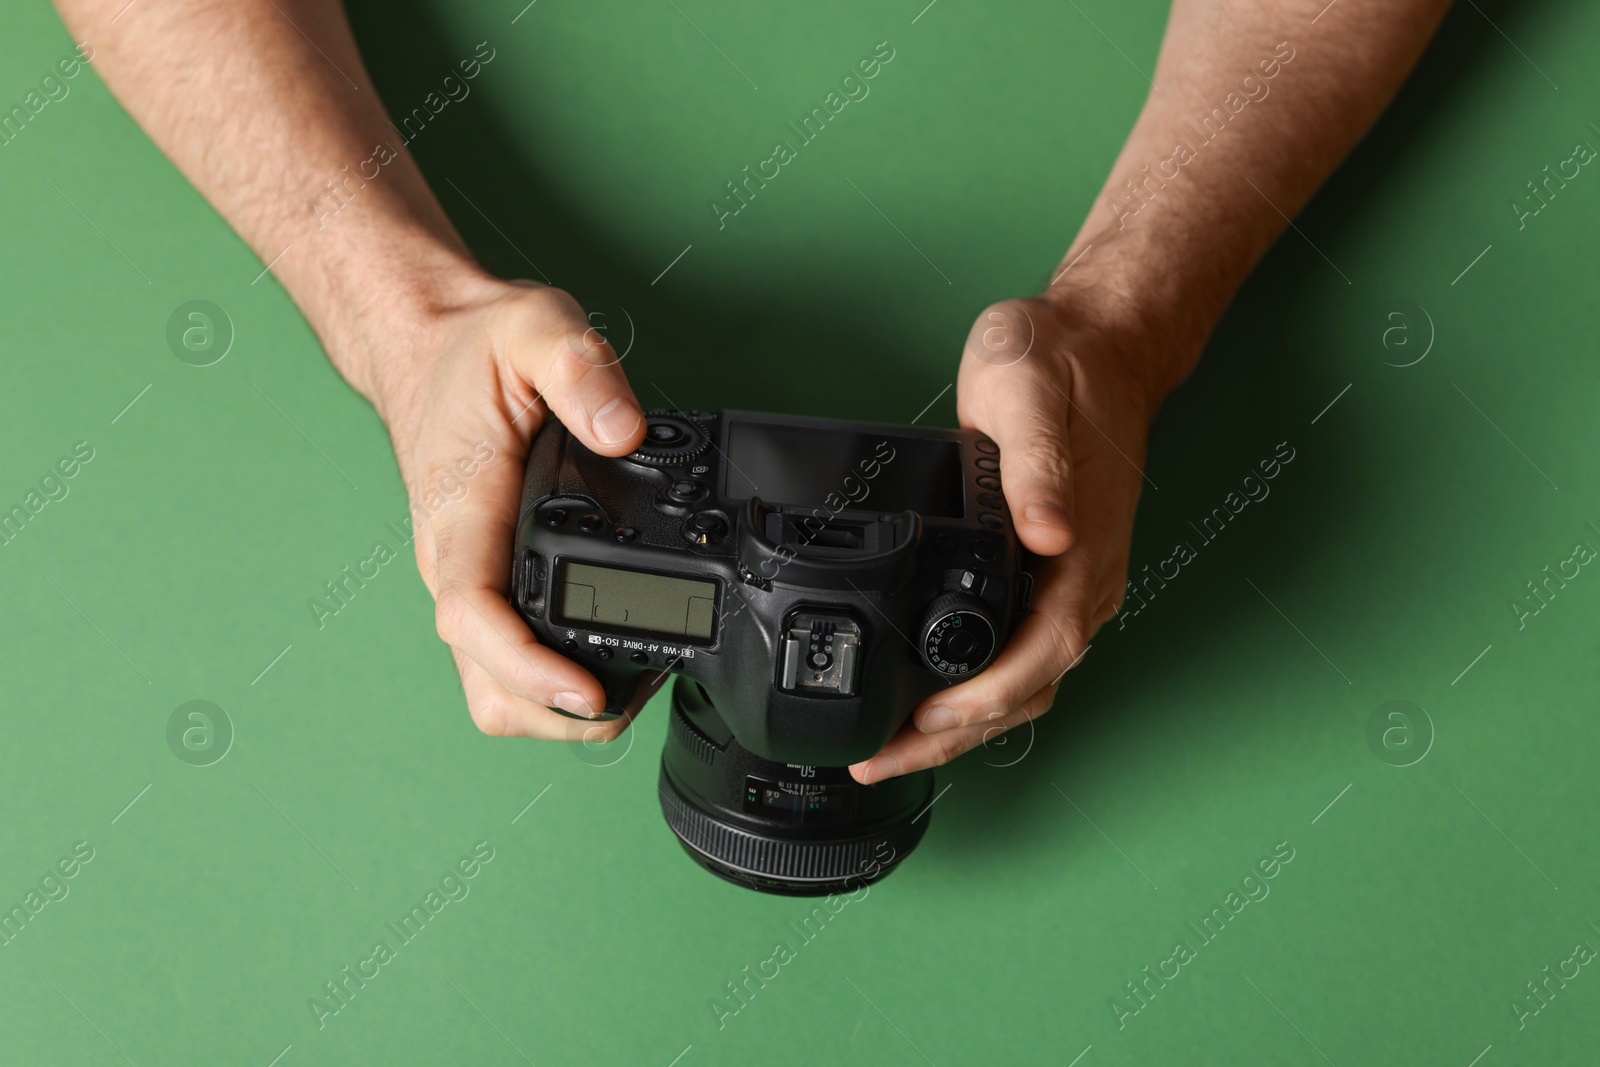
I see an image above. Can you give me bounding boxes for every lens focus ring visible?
[657,767,931,892]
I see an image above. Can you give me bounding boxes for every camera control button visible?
[629,651,649,665]
[934,534,958,555]
[542,508,568,527]
[563,638,580,653]
[684,511,728,544]
[971,539,997,562]
[975,457,1000,473]
[648,422,684,445]
[516,549,544,609]
[596,647,614,661]
[979,514,1003,529]
[977,492,1004,510]
[976,475,1001,491]
[615,526,638,543]
[975,438,999,455]
[666,479,707,504]
[577,512,604,533]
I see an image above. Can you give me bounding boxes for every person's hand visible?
[849,291,1178,783]
[360,272,654,741]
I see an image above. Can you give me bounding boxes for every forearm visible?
[52,0,484,403]
[1053,0,1452,391]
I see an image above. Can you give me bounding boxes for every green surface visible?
[2,0,1598,1063]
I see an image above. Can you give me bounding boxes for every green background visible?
[2,0,1596,1063]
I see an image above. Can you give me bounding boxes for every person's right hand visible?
[356,273,654,741]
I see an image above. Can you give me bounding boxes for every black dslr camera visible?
[511,410,1027,894]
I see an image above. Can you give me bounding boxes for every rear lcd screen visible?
[555,562,716,641]
[724,421,965,518]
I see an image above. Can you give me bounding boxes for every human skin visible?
[51,0,1452,770]
[849,0,1455,783]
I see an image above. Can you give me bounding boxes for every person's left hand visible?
[849,292,1175,784]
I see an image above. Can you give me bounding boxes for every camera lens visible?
[658,678,932,895]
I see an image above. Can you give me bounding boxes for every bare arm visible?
[53,0,650,737]
[859,0,1453,781]
[51,0,1454,766]
[53,0,470,396]
[1063,0,1453,384]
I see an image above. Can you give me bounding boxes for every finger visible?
[851,683,1058,784]
[492,286,646,456]
[458,655,633,741]
[911,551,1098,735]
[987,379,1075,556]
[439,577,610,716]
[959,301,1076,556]
[623,665,672,716]
[408,430,520,598]
[415,445,612,718]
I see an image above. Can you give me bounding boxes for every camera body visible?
[511,409,1027,892]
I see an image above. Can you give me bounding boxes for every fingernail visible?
[1024,501,1072,530]
[591,396,642,446]
[552,691,598,719]
[866,755,901,783]
[919,705,961,733]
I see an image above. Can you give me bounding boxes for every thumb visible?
[989,389,1076,556]
[494,285,646,457]
[960,301,1076,557]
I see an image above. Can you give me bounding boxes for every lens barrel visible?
[657,678,933,895]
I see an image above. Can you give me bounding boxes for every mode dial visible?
[917,593,999,678]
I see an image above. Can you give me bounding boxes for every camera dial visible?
[918,592,999,677]
[629,411,711,466]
